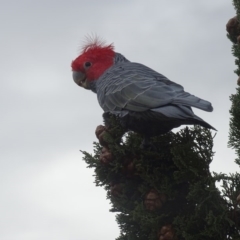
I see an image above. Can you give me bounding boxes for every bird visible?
[71,37,215,144]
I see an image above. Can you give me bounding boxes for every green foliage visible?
[79,2,240,238]
[229,87,240,165]
[81,119,240,239]
[227,0,240,166]
[227,1,240,75]
[233,0,240,17]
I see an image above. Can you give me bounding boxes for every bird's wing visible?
[98,62,212,112]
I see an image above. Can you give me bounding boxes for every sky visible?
[0,0,238,239]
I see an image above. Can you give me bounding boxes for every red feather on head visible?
[71,37,115,81]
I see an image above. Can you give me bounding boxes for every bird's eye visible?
[84,62,92,68]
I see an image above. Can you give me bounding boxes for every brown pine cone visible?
[95,125,108,146]
[237,193,240,204]
[125,161,135,175]
[158,225,177,240]
[237,35,240,44]
[122,159,136,177]
[99,147,113,164]
[226,16,239,36]
[144,189,167,211]
[95,125,106,138]
[110,183,123,197]
[237,76,240,86]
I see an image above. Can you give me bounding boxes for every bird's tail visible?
[172,93,213,112]
[190,115,216,131]
[151,104,216,131]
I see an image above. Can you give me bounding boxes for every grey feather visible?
[90,53,215,135]
[95,61,213,113]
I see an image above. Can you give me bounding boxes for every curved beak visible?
[72,71,90,89]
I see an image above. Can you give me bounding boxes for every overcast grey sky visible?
[0,1,237,239]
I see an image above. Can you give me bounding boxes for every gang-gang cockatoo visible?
[71,39,215,142]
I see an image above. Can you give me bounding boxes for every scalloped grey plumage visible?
[89,53,215,136]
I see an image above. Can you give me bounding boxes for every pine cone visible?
[237,193,240,204]
[226,16,239,36]
[158,225,177,240]
[144,189,167,211]
[110,183,123,197]
[95,125,108,146]
[125,161,135,175]
[122,159,136,177]
[237,76,240,86]
[237,35,240,44]
[99,147,113,164]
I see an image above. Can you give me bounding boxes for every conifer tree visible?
[81,2,240,239]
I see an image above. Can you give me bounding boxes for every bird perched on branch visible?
[71,38,215,143]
